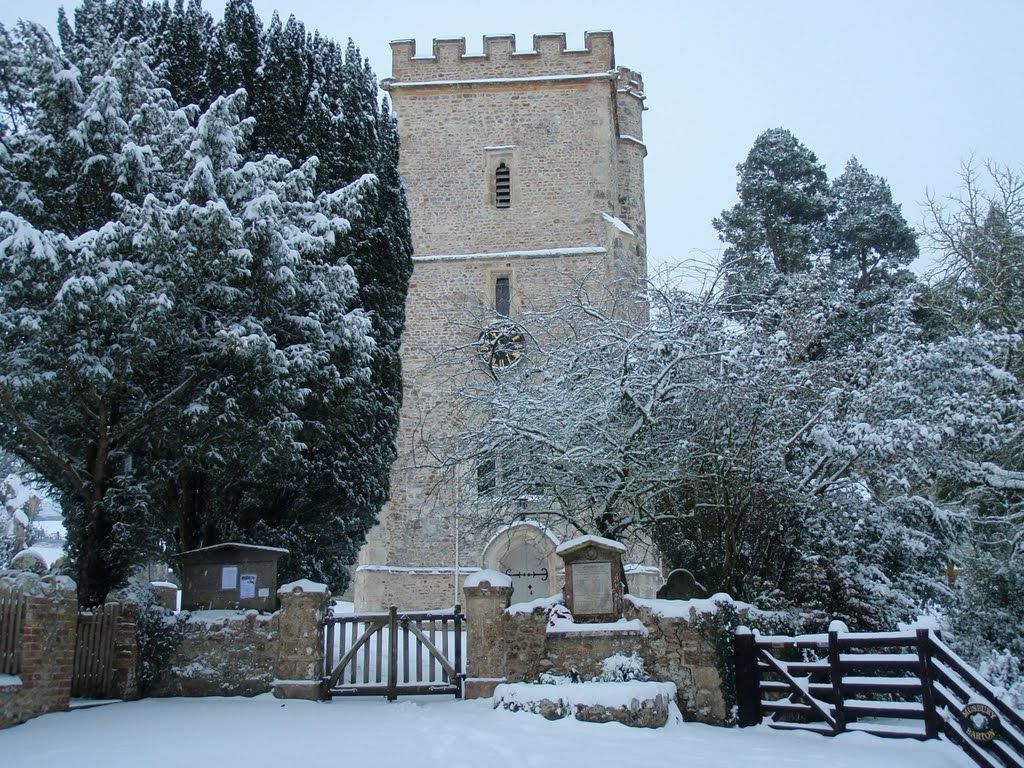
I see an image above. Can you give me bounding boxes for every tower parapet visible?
[388,31,615,83]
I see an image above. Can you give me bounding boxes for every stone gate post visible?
[462,569,513,699]
[110,599,139,700]
[273,579,329,701]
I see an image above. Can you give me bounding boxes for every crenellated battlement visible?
[389,31,615,84]
[616,67,645,100]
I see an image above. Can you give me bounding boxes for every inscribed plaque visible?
[220,565,238,590]
[572,561,613,615]
[239,574,257,599]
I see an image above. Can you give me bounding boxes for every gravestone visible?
[555,535,626,623]
[656,568,708,600]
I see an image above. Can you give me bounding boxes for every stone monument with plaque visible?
[555,535,626,622]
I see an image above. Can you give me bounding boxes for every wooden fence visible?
[0,589,27,675]
[735,627,1024,768]
[71,604,119,698]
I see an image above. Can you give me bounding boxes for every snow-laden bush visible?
[596,653,648,683]
[127,583,186,695]
[979,649,1024,711]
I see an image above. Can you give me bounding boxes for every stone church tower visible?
[353,31,656,610]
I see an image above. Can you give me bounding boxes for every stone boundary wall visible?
[0,570,77,729]
[622,598,727,723]
[464,575,732,725]
[148,610,279,698]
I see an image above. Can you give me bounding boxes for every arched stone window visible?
[494,162,511,208]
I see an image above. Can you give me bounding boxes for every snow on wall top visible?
[389,32,620,84]
[278,579,329,596]
[506,592,564,616]
[547,617,647,636]
[463,569,513,590]
[555,534,627,556]
[625,593,767,620]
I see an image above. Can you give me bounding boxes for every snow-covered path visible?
[0,694,972,768]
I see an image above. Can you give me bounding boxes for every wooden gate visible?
[322,605,464,700]
[0,589,27,676]
[72,604,119,699]
[735,627,1024,768]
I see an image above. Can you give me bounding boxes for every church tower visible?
[353,31,652,609]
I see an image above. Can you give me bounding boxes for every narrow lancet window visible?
[495,277,511,317]
[495,162,511,208]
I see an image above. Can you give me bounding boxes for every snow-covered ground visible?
[0,694,972,768]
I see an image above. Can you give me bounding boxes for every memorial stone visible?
[656,568,708,600]
[554,535,626,622]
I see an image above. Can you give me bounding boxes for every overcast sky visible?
[3,0,1023,279]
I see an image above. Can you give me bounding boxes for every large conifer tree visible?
[2,0,413,599]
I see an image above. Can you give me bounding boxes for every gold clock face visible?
[478,320,525,371]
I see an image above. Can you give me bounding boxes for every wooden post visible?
[454,604,463,699]
[324,620,334,683]
[734,628,761,727]
[916,628,939,739]
[386,606,399,701]
[827,629,846,733]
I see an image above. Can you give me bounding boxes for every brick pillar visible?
[273,579,329,700]
[463,570,513,699]
[109,600,139,700]
[1,572,77,729]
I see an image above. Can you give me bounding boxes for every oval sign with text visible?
[960,702,1000,743]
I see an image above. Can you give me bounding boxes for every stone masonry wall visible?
[0,570,77,729]
[465,584,730,726]
[389,80,616,257]
[623,597,728,724]
[356,30,649,610]
[148,610,278,698]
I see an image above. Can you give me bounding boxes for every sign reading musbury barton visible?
[555,535,626,622]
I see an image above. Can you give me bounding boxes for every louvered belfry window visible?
[495,162,511,208]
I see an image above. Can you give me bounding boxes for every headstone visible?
[555,535,626,623]
[656,568,708,600]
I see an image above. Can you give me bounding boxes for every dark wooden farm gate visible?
[322,605,464,700]
[735,626,1024,768]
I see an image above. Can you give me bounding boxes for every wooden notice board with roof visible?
[175,543,288,612]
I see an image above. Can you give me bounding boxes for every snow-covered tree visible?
[714,128,831,303]
[0,25,380,604]
[22,0,414,596]
[437,261,1018,628]
[921,161,1024,693]
[827,157,918,295]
